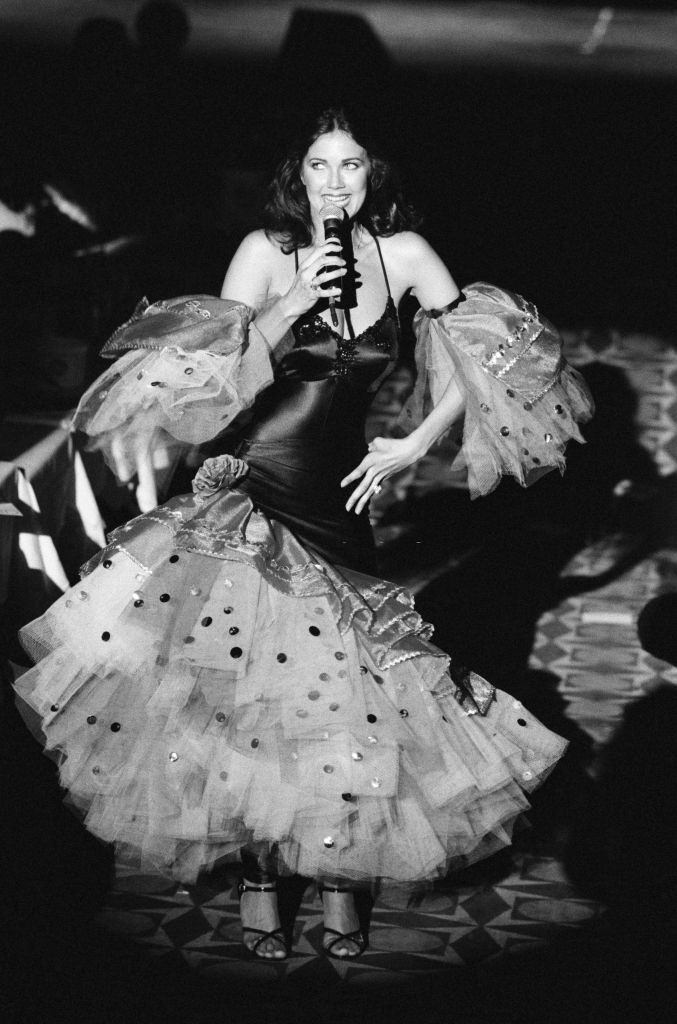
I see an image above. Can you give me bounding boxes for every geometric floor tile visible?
[96,849,605,984]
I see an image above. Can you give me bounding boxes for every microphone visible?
[320,203,343,327]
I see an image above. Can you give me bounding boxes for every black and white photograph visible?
[1,3,676,1023]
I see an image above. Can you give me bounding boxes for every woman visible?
[14,109,593,962]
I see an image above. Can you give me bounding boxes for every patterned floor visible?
[97,850,600,985]
[533,541,677,752]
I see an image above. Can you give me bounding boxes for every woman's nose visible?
[327,165,344,189]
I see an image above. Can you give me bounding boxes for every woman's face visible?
[300,129,370,228]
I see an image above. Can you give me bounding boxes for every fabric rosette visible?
[191,454,249,502]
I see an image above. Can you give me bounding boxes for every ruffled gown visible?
[14,283,593,886]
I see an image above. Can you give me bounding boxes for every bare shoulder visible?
[221,229,283,302]
[380,231,435,264]
[379,232,459,308]
[234,229,280,262]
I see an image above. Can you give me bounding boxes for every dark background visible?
[1,0,676,400]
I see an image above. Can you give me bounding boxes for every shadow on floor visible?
[4,880,676,1024]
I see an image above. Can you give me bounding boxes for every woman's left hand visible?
[341,435,426,514]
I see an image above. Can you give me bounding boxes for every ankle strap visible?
[239,879,277,893]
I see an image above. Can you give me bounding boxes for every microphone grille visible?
[320,203,343,221]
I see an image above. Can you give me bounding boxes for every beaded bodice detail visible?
[291,295,398,383]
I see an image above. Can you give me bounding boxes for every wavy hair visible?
[263,108,421,253]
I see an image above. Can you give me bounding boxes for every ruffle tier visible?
[16,486,567,885]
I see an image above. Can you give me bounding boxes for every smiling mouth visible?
[323,194,351,204]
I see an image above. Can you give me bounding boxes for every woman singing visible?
[14,109,593,962]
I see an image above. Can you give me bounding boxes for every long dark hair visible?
[263,108,421,253]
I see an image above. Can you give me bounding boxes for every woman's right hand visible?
[283,238,346,318]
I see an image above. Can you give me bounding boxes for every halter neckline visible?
[293,233,393,343]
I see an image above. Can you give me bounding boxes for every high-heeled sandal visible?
[319,883,366,960]
[238,879,289,960]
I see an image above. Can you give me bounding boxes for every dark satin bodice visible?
[236,265,399,572]
[245,296,398,445]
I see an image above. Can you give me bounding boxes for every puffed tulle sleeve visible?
[398,282,594,498]
[72,295,291,485]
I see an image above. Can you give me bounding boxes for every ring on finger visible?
[372,483,382,494]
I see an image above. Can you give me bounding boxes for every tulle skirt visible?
[15,483,567,885]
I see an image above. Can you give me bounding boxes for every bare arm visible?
[400,231,461,311]
[397,232,465,450]
[342,377,465,514]
[342,233,465,513]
